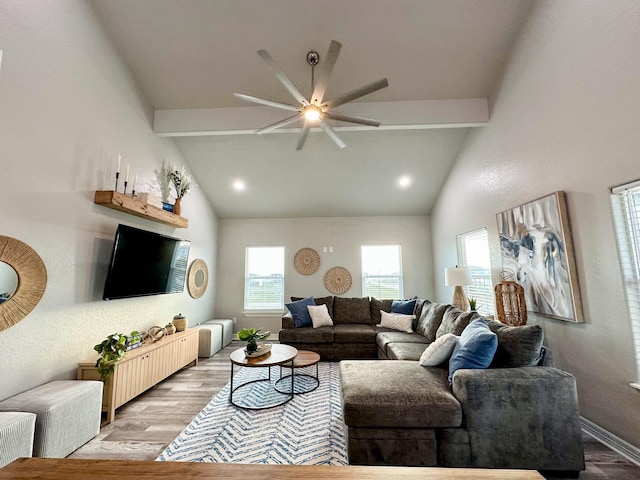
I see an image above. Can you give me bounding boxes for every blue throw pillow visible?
[285,297,315,328]
[391,299,416,315]
[448,317,498,384]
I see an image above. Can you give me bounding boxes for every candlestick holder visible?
[115,172,120,192]
[124,180,128,195]
[131,189,136,198]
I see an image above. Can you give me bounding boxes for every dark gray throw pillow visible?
[291,295,335,319]
[486,319,544,367]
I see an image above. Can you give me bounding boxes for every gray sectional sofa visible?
[280,296,585,476]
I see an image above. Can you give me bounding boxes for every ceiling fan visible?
[234,40,388,150]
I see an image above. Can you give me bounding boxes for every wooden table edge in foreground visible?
[0,458,545,479]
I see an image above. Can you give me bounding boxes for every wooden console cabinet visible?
[77,329,199,424]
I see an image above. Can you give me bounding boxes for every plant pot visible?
[173,197,182,216]
[245,342,258,355]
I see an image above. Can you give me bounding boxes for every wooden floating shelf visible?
[94,190,189,228]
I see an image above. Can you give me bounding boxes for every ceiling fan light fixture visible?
[303,105,321,121]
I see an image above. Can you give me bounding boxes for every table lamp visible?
[444,266,472,311]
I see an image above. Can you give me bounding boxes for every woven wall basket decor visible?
[324,266,352,295]
[294,248,320,275]
[494,270,528,326]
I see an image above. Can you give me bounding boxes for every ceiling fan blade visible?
[318,119,346,149]
[234,93,299,112]
[322,78,389,109]
[258,49,308,106]
[325,111,381,127]
[296,122,311,151]
[256,114,303,135]
[311,40,342,105]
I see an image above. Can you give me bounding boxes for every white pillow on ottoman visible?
[307,304,333,328]
[419,333,459,367]
[378,310,415,333]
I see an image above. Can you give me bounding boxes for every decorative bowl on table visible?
[245,343,272,358]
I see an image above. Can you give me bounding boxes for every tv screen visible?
[103,224,191,300]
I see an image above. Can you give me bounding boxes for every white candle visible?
[117,154,121,173]
[125,165,130,182]
[133,174,137,191]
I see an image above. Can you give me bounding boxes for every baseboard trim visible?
[581,416,640,467]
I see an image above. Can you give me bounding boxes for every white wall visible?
[431,0,640,447]
[0,1,218,400]
[215,216,433,334]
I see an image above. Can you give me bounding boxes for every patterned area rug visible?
[157,362,347,465]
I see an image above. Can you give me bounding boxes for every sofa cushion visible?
[308,304,334,328]
[448,318,498,383]
[291,295,335,319]
[391,299,416,315]
[486,320,544,367]
[376,331,429,355]
[420,333,459,367]
[370,297,393,324]
[412,298,430,330]
[378,311,415,333]
[340,360,462,428]
[285,297,315,328]
[278,326,334,343]
[333,297,372,324]
[436,309,479,338]
[387,342,429,360]
[416,302,451,342]
[334,324,377,343]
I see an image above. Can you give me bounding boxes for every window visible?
[611,181,640,386]
[244,246,285,311]
[456,228,495,316]
[361,245,403,299]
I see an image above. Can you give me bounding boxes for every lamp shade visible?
[444,266,472,286]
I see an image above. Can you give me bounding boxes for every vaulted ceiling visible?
[89,0,534,218]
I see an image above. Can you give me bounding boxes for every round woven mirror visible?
[187,259,208,299]
[0,236,47,332]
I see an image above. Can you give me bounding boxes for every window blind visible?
[361,245,404,299]
[610,183,640,380]
[456,228,495,316]
[244,246,285,310]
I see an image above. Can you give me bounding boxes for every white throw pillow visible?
[307,304,333,328]
[377,310,415,333]
[419,333,459,367]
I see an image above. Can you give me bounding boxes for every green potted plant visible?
[236,328,270,354]
[94,331,141,380]
[468,298,478,312]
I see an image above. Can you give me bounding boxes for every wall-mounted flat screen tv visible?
[103,224,191,300]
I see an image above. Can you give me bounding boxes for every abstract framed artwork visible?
[496,191,583,322]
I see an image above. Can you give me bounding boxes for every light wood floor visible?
[69,341,640,479]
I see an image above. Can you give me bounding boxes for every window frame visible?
[456,228,495,316]
[361,244,404,299]
[243,246,285,313]
[611,179,640,388]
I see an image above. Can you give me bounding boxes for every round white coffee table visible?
[229,344,298,410]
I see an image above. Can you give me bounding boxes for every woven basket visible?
[494,271,527,326]
[172,315,188,332]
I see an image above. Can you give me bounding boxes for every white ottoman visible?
[0,380,102,458]
[195,324,223,357]
[0,412,36,467]
[202,318,234,347]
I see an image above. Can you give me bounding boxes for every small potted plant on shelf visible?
[164,162,195,216]
[236,328,271,356]
[94,331,141,380]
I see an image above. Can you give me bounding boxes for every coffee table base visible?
[230,365,294,410]
[274,372,319,394]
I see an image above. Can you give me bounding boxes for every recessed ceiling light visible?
[398,176,411,188]
[233,179,246,191]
